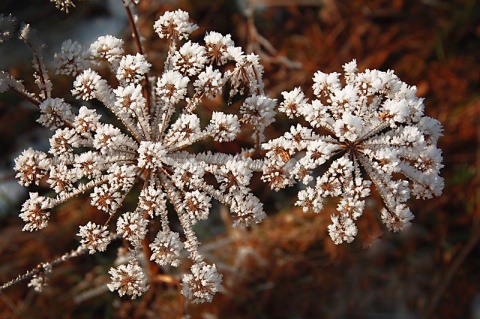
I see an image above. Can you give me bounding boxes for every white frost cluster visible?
[181,262,223,304]
[263,59,444,244]
[107,261,149,299]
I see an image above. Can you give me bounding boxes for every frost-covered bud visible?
[194,66,224,99]
[54,40,87,76]
[47,163,77,194]
[107,164,137,191]
[328,214,358,244]
[278,87,308,119]
[49,128,79,156]
[381,205,414,233]
[137,141,166,170]
[204,31,235,65]
[296,187,323,213]
[116,211,148,247]
[72,69,104,100]
[230,193,266,227]
[116,54,151,84]
[74,106,101,134]
[312,71,340,97]
[207,112,240,142]
[164,114,201,146]
[154,10,198,40]
[181,261,222,303]
[19,192,52,232]
[171,160,205,189]
[240,95,276,128]
[114,84,146,116]
[38,98,74,129]
[92,124,122,152]
[89,35,124,65]
[74,151,103,179]
[150,230,183,267]
[156,70,189,104]
[216,160,252,192]
[139,185,167,218]
[77,222,111,254]
[107,260,149,299]
[172,41,207,76]
[14,148,50,187]
[183,190,211,224]
[90,184,123,214]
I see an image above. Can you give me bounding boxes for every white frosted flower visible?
[77,222,111,254]
[184,190,211,224]
[172,41,207,76]
[89,35,124,65]
[114,84,146,116]
[116,211,148,247]
[181,262,222,304]
[116,53,151,84]
[14,148,50,187]
[263,60,444,243]
[230,193,266,227]
[164,113,201,146]
[240,95,276,128]
[47,163,77,193]
[328,214,358,245]
[72,69,105,100]
[156,70,189,104]
[204,31,234,65]
[19,192,52,232]
[27,263,51,293]
[312,71,340,97]
[381,205,414,232]
[49,128,79,156]
[92,124,122,152]
[207,112,240,142]
[54,39,87,75]
[107,164,138,191]
[154,10,198,40]
[74,151,103,179]
[38,98,74,130]
[194,66,224,99]
[216,160,252,192]
[90,184,123,214]
[171,160,205,190]
[279,87,308,119]
[107,261,149,299]
[150,230,184,267]
[137,141,166,170]
[74,106,101,134]
[139,185,167,218]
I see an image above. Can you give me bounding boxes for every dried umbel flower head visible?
[263,60,444,244]
[4,8,272,302]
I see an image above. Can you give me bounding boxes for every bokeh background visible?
[0,0,479,318]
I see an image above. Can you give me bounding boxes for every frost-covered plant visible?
[0,0,444,304]
[262,60,444,244]
[0,7,271,303]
